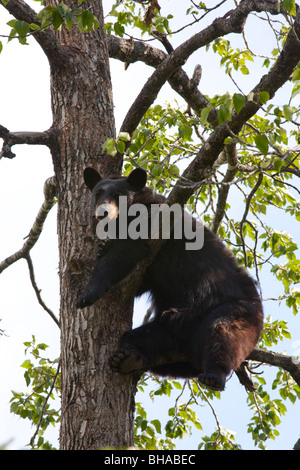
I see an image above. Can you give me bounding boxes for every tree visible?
[0,0,299,450]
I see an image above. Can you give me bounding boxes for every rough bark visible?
[45,0,137,450]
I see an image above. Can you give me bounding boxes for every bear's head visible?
[83,167,147,221]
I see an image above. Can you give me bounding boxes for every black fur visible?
[77,168,263,391]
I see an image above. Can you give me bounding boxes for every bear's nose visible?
[95,203,118,220]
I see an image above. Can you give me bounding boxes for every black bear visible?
[76,167,263,391]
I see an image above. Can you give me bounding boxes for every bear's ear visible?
[127,168,147,191]
[84,167,102,191]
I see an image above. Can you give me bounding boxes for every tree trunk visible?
[47,0,137,450]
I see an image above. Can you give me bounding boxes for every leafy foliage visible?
[0,0,100,47]
[10,336,60,449]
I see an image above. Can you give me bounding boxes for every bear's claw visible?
[110,350,146,374]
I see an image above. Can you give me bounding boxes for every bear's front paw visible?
[76,292,99,309]
[97,238,111,257]
[110,350,147,374]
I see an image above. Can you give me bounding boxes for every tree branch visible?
[1,0,66,66]
[0,176,56,273]
[0,125,52,159]
[118,0,285,136]
[239,171,264,266]
[294,438,300,450]
[108,35,217,126]
[0,175,59,325]
[211,143,238,234]
[25,253,60,327]
[248,348,300,388]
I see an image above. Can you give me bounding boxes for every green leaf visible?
[292,68,300,81]
[240,65,249,75]
[114,22,125,37]
[152,164,162,177]
[291,82,300,99]
[21,359,33,369]
[283,105,294,121]
[283,0,296,15]
[14,20,30,37]
[77,10,99,32]
[255,134,269,155]
[178,124,193,141]
[218,102,232,125]
[117,139,125,153]
[233,93,245,113]
[52,10,64,30]
[151,419,162,434]
[169,164,179,175]
[118,131,131,142]
[6,19,17,28]
[259,91,270,105]
[200,106,211,126]
[102,138,117,156]
[7,20,30,43]
[65,12,74,30]
[29,23,41,31]
[37,342,48,350]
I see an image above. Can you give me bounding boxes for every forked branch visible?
[0,176,59,325]
[118,0,287,136]
[0,176,56,273]
[0,125,52,159]
[249,348,300,387]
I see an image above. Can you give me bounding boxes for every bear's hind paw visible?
[198,373,226,392]
[110,350,146,374]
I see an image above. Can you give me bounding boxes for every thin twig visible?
[25,254,60,327]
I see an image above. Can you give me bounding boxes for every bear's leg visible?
[111,315,187,375]
[196,301,263,391]
[110,320,168,374]
[76,239,150,308]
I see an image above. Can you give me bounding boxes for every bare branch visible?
[0,176,56,273]
[235,362,257,392]
[294,438,300,450]
[108,34,217,126]
[25,254,60,327]
[239,171,264,266]
[249,348,300,388]
[211,143,238,234]
[0,125,52,159]
[151,29,174,54]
